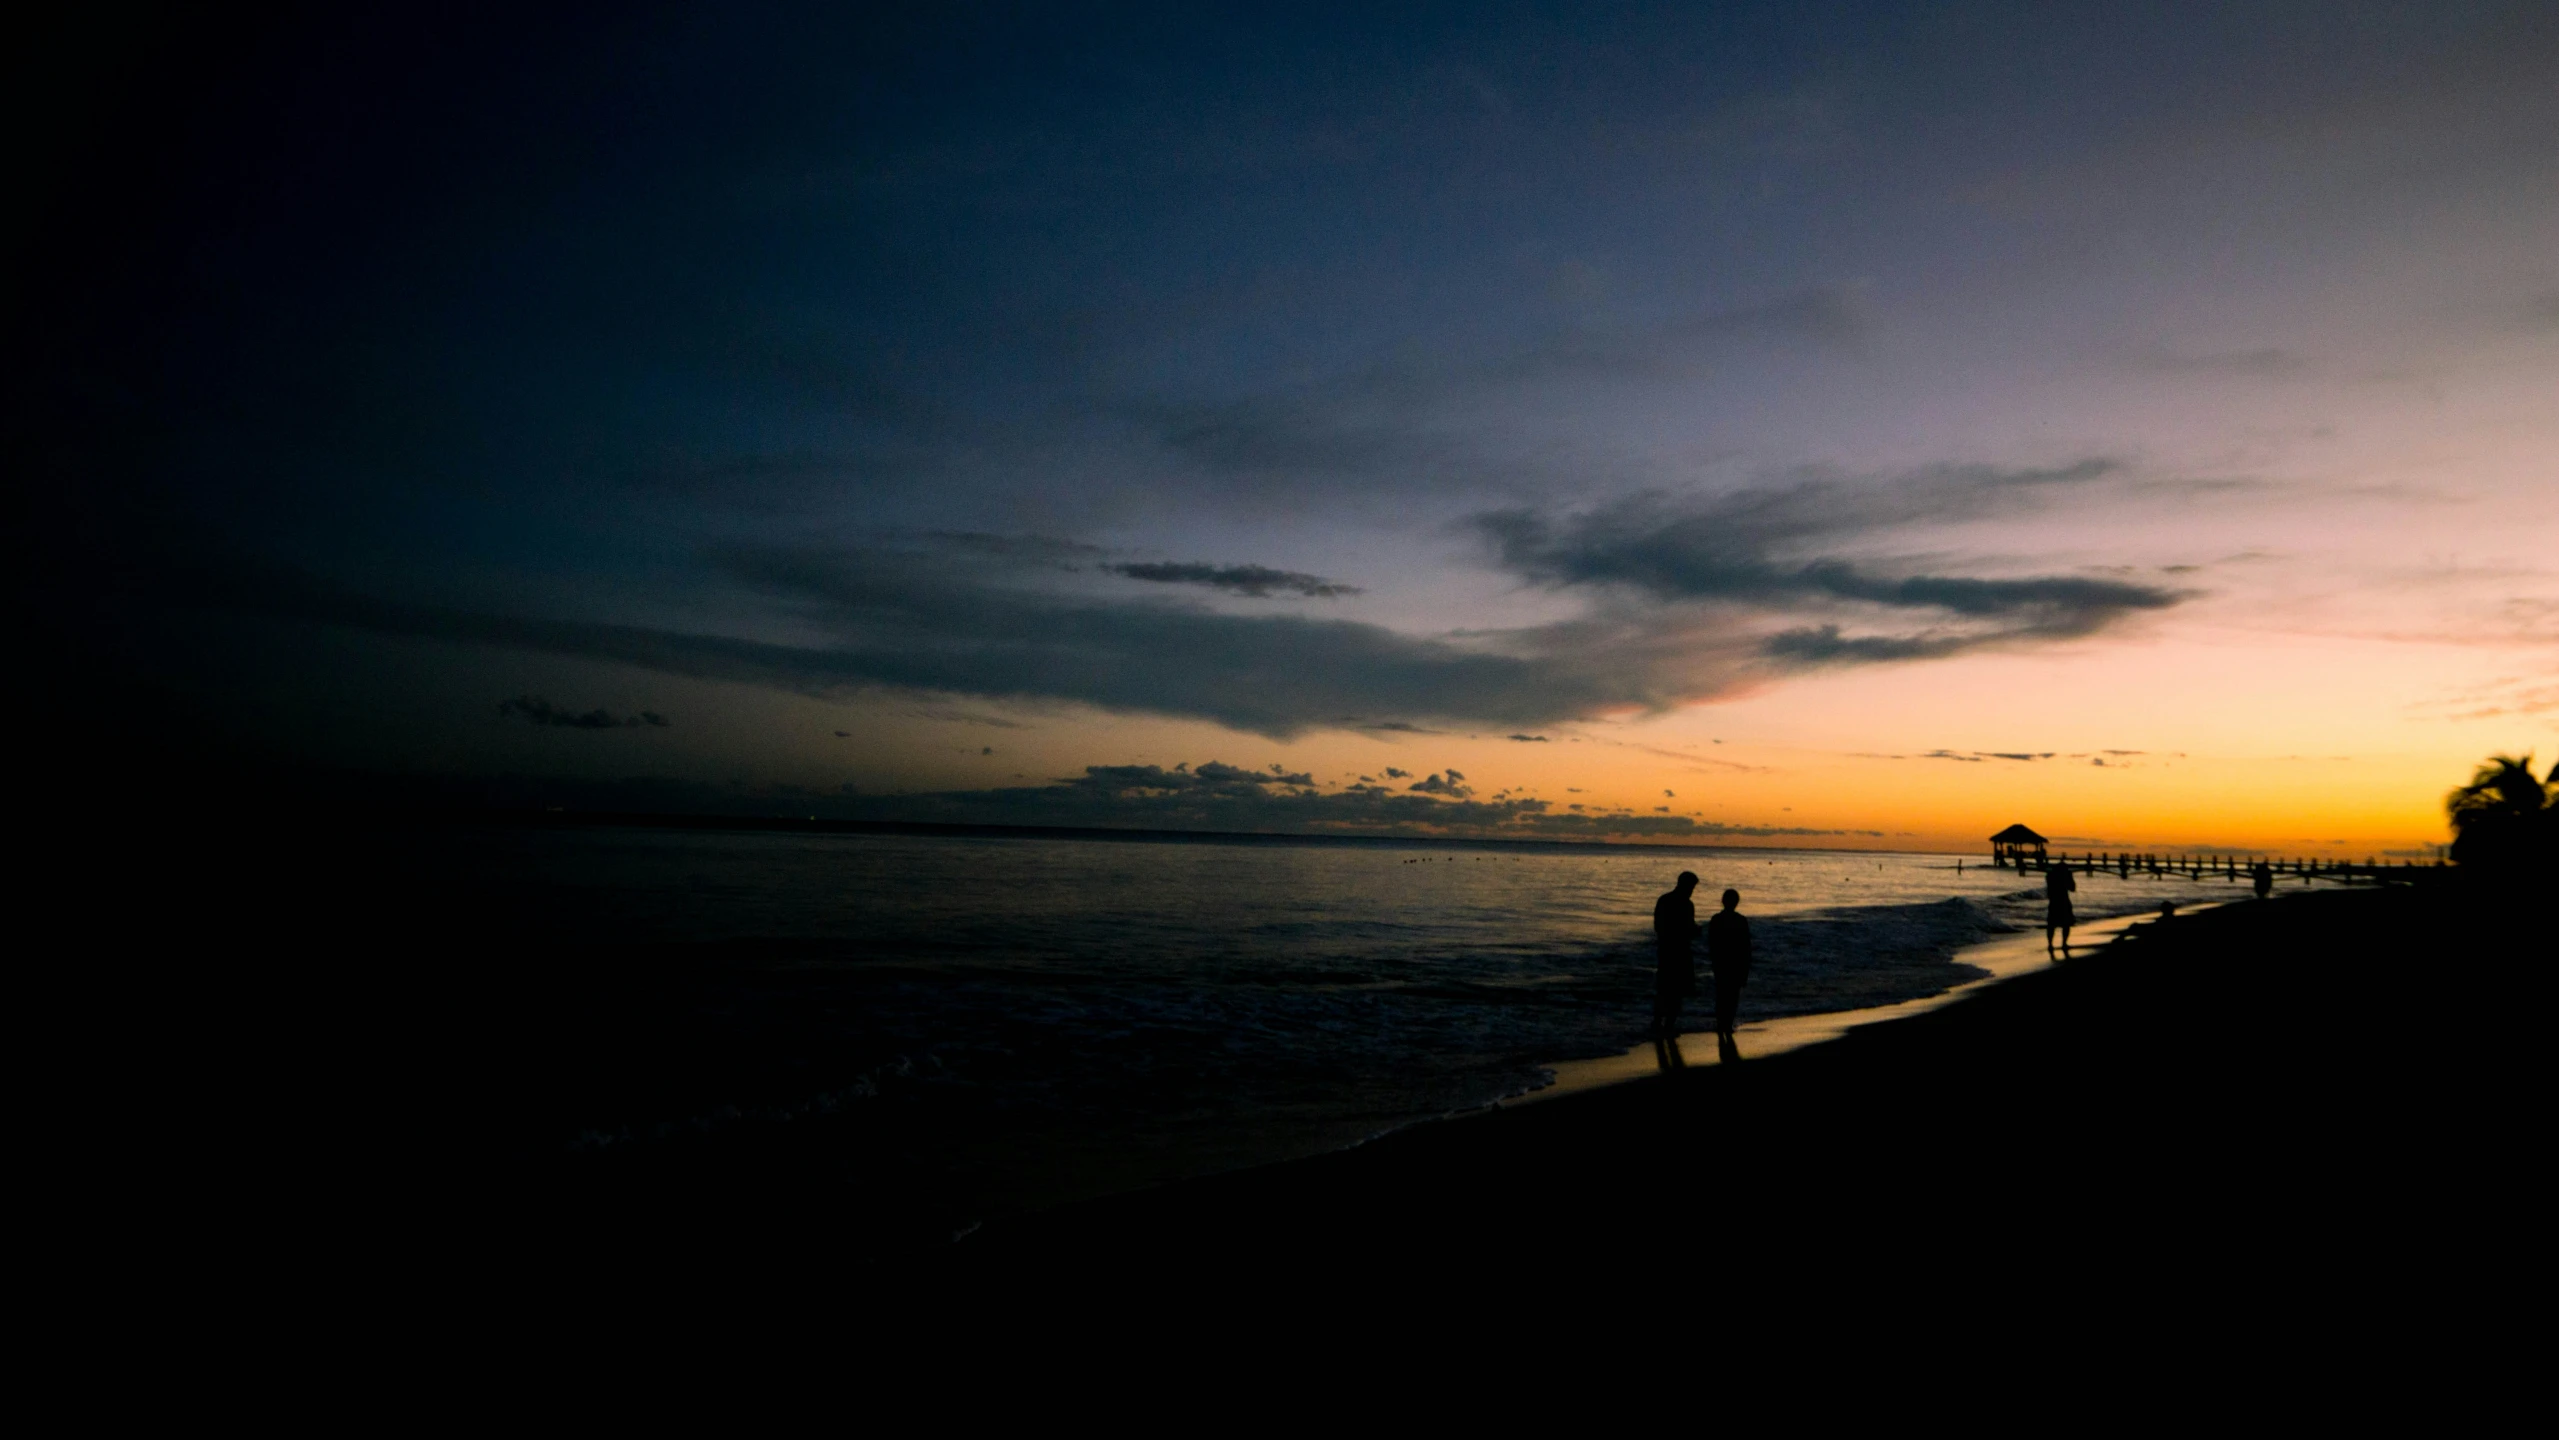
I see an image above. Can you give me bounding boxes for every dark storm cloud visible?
[498,696,669,729]
[1106,562,1361,598]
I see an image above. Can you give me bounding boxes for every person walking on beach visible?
[1707,889,1752,1039]
[1652,872,1702,1035]
[2251,860,2275,900]
[2045,859,2077,956]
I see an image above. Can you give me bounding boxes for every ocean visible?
[457,824,2236,1249]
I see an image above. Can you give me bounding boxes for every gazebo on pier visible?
[1989,823,2049,871]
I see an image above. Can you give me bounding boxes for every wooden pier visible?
[1985,823,2436,884]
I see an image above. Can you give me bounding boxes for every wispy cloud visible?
[1477,461,2191,667]
[1106,562,1361,598]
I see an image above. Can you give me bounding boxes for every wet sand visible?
[1529,906,2186,1097]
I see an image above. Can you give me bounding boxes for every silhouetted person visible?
[2045,860,2077,956]
[1706,888,1752,1039]
[1652,871,1701,1035]
[2251,860,2275,900]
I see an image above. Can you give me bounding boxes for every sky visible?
[14,2,2556,855]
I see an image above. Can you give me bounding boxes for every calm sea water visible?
[453,825,2236,1242]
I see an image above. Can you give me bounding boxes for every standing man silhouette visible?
[2251,860,2275,900]
[2045,859,2078,956]
[1652,872,1702,1036]
[1706,889,1752,1040]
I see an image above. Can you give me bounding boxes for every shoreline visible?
[1514,904,2198,1103]
[917,884,2477,1287]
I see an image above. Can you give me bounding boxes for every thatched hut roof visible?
[1988,823,2048,844]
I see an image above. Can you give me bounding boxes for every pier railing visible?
[1985,851,2439,885]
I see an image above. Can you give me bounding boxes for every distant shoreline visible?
[408,805,1968,859]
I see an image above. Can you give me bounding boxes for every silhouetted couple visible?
[2046,859,2076,957]
[1654,872,1752,1041]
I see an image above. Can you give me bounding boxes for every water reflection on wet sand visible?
[1521,907,2201,1100]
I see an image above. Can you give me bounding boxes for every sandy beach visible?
[523,878,2513,1302]
[917,883,2508,1291]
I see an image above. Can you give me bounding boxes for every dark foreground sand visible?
[515,882,2529,1309]
[907,884,2525,1293]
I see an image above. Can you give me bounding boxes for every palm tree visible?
[2445,753,2554,870]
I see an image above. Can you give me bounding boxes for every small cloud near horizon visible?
[498,696,668,730]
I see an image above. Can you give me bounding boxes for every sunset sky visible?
[22,3,2556,855]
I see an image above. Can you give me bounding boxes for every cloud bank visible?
[844,761,1859,841]
[195,458,2198,740]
